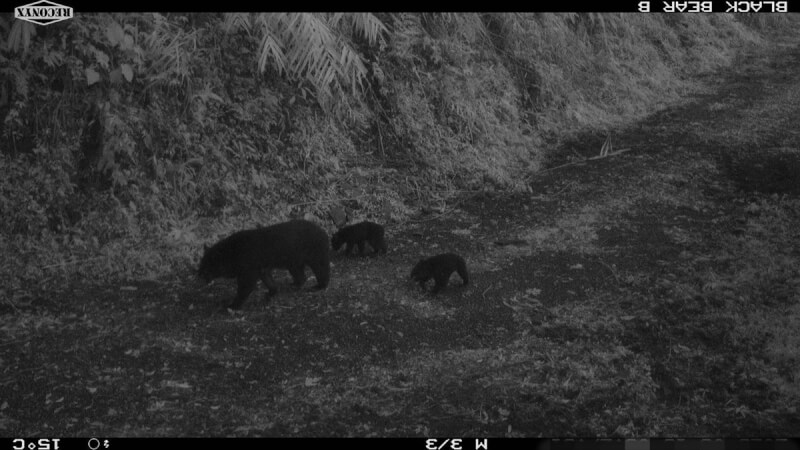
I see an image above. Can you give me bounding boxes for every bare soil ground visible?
[3,40,800,437]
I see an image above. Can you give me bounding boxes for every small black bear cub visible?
[410,253,469,294]
[198,219,330,310]
[331,221,387,256]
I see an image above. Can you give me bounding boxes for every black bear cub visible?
[198,219,330,310]
[410,253,469,294]
[331,221,387,256]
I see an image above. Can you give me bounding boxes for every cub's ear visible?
[204,244,210,251]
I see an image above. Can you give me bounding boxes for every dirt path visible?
[2,39,800,436]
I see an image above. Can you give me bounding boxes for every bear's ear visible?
[204,244,210,251]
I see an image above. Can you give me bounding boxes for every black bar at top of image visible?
[11,0,800,14]
[642,0,795,13]
[11,3,800,14]
[9,1,656,13]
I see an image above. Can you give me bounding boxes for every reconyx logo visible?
[14,0,73,26]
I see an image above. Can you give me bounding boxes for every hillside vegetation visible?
[1,13,795,287]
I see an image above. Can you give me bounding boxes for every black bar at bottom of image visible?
[3,438,799,450]
[3,438,542,450]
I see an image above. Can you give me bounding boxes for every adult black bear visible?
[198,219,330,310]
[331,221,387,256]
[410,253,469,294]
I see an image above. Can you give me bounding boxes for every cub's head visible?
[331,231,345,251]
[410,259,429,281]
[198,243,229,283]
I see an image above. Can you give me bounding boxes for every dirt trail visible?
[2,40,800,436]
